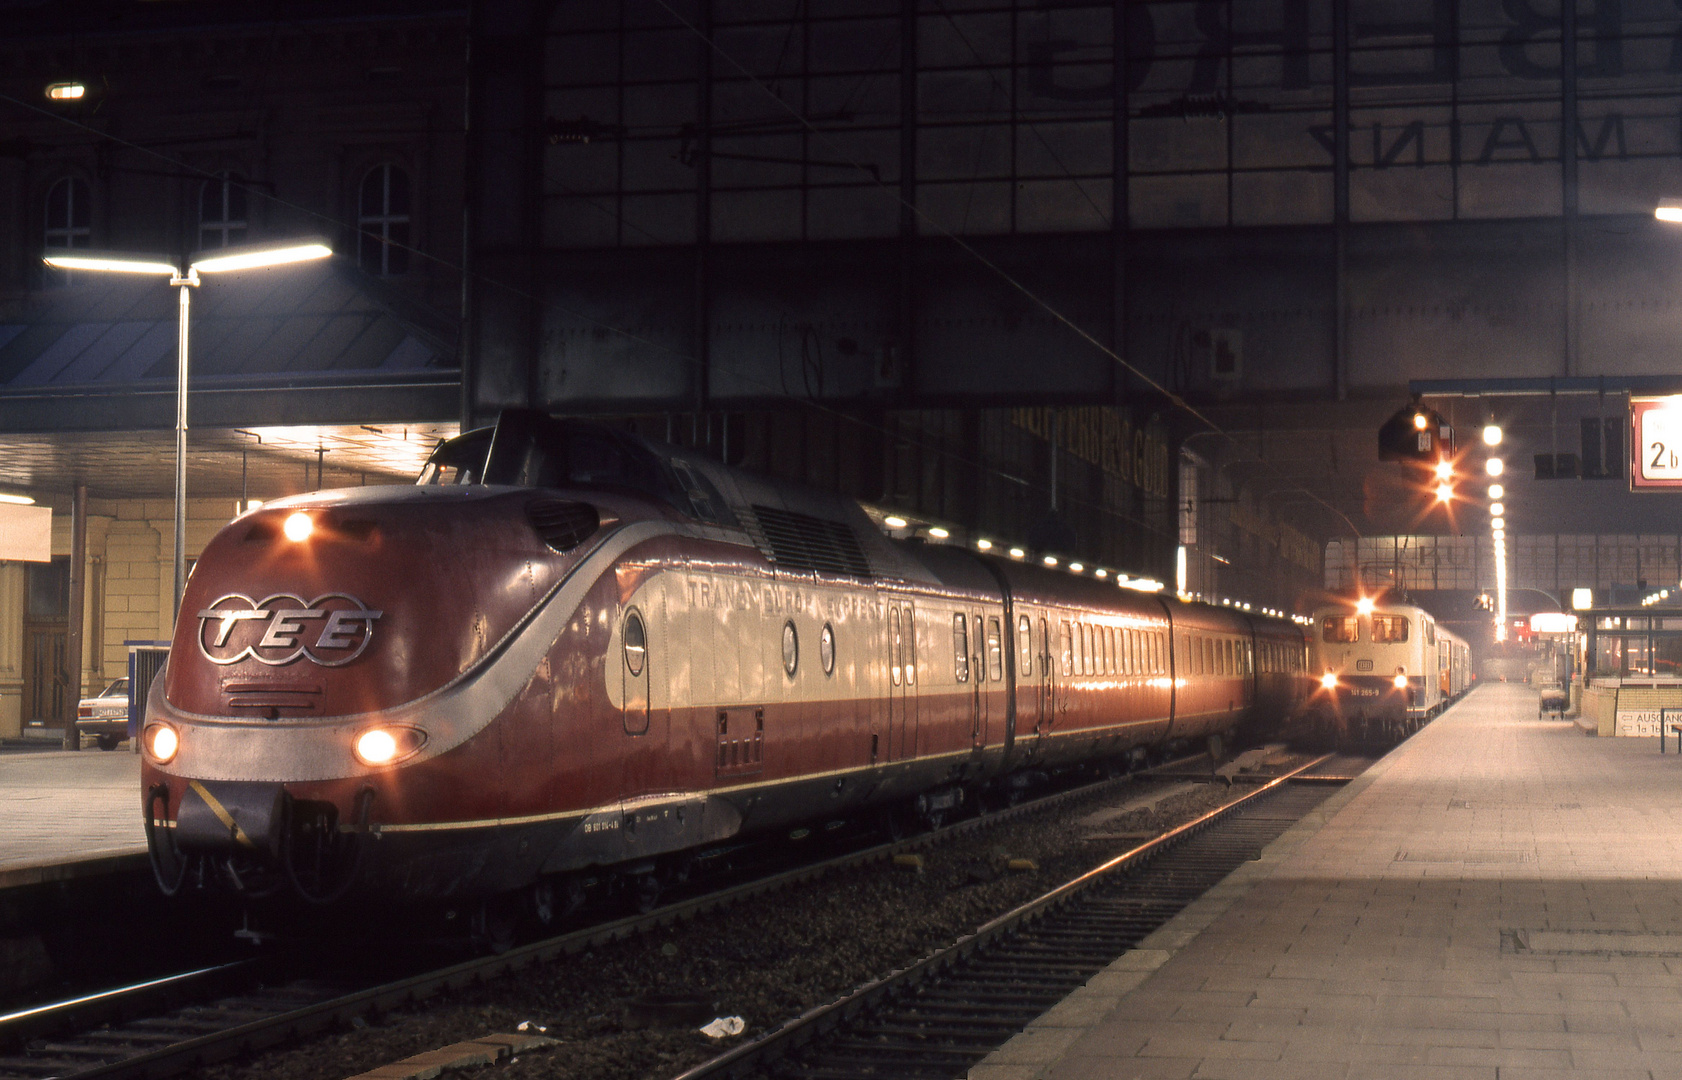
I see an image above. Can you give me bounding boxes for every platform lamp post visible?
[42,240,331,622]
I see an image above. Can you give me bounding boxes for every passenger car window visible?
[1322,616,1358,643]
[820,623,835,676]
[987,617,1003,682]
[953,614,970,683]
[1060,622,1073,676]
[1018,615,1032,677]
[1371,615,1410,643]
[782,621,799,677]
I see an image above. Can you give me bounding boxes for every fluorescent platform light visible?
[43,253,177,275]
[191,241,331,274]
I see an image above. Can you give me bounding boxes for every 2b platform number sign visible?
[1631,398,1682,491]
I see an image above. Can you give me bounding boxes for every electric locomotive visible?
[140,409,1310,923]
[1305,594,1468,744]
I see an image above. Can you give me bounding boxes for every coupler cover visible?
[176,780,286,857]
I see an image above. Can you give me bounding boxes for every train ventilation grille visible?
[527,499,599,552]
[749,505,872,577]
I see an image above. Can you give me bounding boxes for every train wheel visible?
[629,871,663,913]
[472,895,519,954]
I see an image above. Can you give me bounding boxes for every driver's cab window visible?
[1321,616,1358,644]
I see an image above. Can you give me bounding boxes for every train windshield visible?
[421,409,739,526]
[417,428,494,485]
[1372,615,1409,643]
[1321,616,1358,643]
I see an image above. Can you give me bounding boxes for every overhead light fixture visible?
[975,538,992,551]
[1492,516,1505,530]
[1356,597,1374,615]
[1043,555,1058,567]
[1009,547,1025,560]
[1490,502,1504,516]
[927,527,949,539]
[42,253,178,275]
[1094,569,1108,579]
[0,493,35,506]
[1488,483,1504,499]
[1486,458,1505,477]
[1658,197,1682,223]
[46,82,86,101]
[1482,424,1503,447]
[1572,588,1593,610]
[190,240,332,274]
[883,516,907,529]
[1069,562,1084,573]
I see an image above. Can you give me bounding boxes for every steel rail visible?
[667,752,1341,1080]
[0,755,1229,1080]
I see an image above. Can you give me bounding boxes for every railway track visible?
[669,753,1355,1080]
[0,751,1259,1080]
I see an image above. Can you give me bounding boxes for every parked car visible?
[77,678,130,750]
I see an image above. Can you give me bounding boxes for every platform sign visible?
[1631,396,1682,490]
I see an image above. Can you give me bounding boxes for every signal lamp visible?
[282,511,314,542]
[1433,459,1453,481]
[1413,412,1429,431]
[146,724,179,764]
[1434,483,1453,503]
[1320,672,1338,690]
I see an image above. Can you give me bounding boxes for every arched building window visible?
[44,177,91,251]
[199,172,248,249]
[358,163,410,275]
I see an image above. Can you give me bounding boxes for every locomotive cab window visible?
[1322,616,1358,643]
[1371,615,1409,643]
[623,610,647,676]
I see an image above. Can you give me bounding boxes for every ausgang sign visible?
[1630,397,1682,491]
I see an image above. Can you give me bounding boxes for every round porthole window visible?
[623,610,646,676]
[820,623,835,676]
[782,620,799,677]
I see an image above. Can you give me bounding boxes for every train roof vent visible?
[527,499,599,553]
[750,504,872,577]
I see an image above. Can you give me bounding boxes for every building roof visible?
[0,258,459,433]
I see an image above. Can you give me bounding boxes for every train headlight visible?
[353,725,426,767]
[282,511,314,542]
[1393,672,1409,689]
[1320,672,1338,690]
[146,724,179,764]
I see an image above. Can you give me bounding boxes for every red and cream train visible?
[141,410,1315,914]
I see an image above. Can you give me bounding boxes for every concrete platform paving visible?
[971,683,1682,1080]
[0,747,145,889]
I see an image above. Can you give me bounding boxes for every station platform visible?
[0,747,145,891]
[972,683,1682,1080]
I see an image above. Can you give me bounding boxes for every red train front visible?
[141,409,1312,923]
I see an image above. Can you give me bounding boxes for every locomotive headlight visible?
[1320,672,1338,690]
[146,724,179,764]
[282,511,314,542]
[1393,672,1409,689]
[353,725,426,767]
